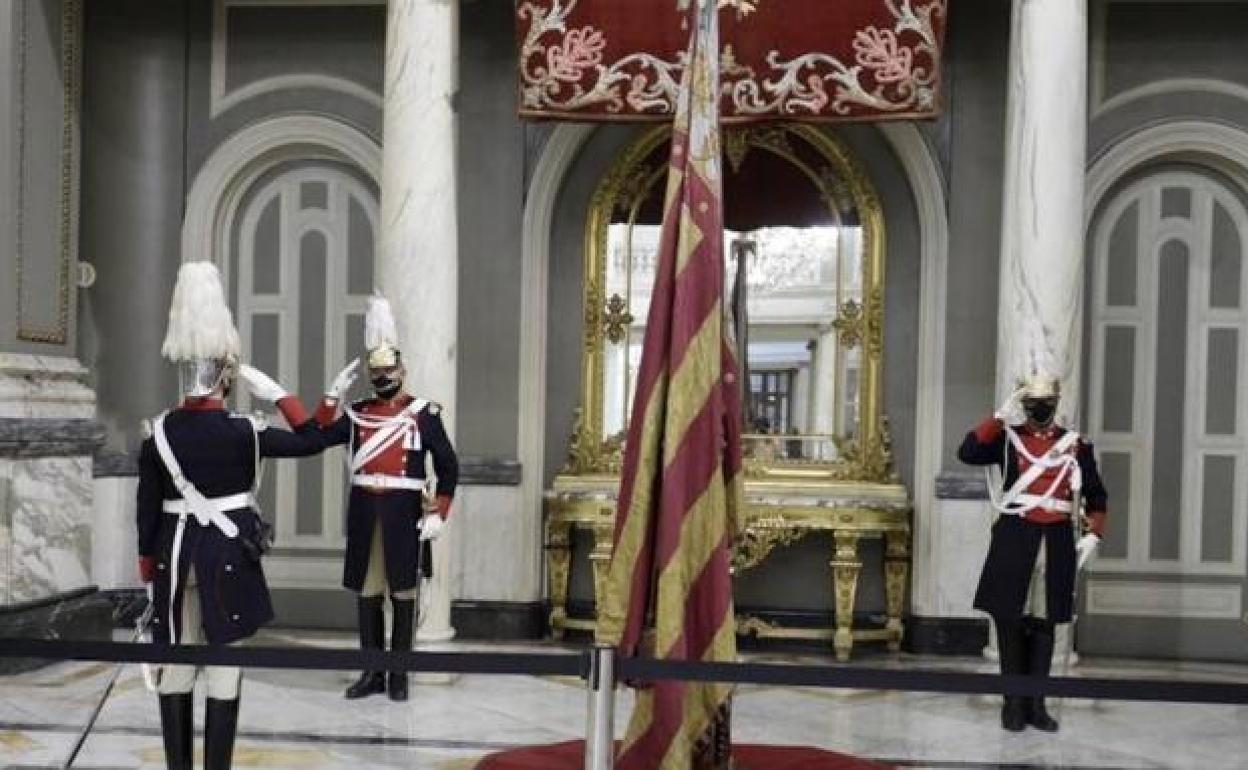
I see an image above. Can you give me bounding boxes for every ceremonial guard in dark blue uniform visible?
[959,370,1108,733]
[136,263,326,770]
[316,294,458,702]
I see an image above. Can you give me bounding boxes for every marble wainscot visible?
[0,354,110,671]
[905,471,993,655]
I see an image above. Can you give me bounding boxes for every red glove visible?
[138,556,157,583]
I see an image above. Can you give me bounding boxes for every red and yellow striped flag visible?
[595,2,744,768]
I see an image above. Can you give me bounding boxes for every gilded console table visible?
[545,475,910,661]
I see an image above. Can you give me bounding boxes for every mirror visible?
[569,124,892,483]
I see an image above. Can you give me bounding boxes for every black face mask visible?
[1023,399,1057,427]
[372,376,402,400]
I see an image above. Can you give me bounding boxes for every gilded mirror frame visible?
[564,123,896,484]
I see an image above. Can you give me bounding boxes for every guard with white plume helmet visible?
[138,261,329,769]
[317,292,459,703]
[957,314,1109,734]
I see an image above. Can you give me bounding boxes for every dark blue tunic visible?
[136,407,326,645]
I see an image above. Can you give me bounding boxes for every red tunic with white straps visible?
[316,393,458,592]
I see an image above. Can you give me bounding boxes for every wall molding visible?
[14,0,81,345]
[182,113,381,278]
[1093,77,1248,121]
[1087,121,1248,220]
[516,122,595,597]
[879,122,951,619]
[1087,580,1243,620]
[209,0,382,120]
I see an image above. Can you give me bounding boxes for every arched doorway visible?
[1082,161,1248,661]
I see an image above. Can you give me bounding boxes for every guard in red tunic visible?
[316,294,458,702]
[958,374,1107,733]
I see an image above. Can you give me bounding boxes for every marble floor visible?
[2,632,1246,769]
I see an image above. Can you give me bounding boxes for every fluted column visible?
[379,0,459,643]
[994,0,1089,418]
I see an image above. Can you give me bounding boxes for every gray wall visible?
[78,0,187,450]
[938,0,1011,471]
[456,1,526,460]
[79,0,385,445]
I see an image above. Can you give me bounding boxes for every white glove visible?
[994,386,1025,422]
[419,515,445,542]
[327,358,360,401]
[238,365,288,403]
[1076,533,1100,571]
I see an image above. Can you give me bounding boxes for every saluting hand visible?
[239,364,288,403]
[994,385,1026,422]
[327,358,360,401]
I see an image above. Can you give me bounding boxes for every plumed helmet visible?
[162,262,241,397]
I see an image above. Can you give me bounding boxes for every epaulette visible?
[426,401,442,416]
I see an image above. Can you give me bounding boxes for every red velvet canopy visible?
[516,0,947,123]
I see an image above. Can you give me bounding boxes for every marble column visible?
[990,0,1089,663]
[994,0,1088,416]
[379,0,459,643]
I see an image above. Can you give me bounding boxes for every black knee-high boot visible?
[158,693,194,770]
[204,696,241,769]
[994,617,1027,732]
[1024,618,1060,732]
[389,598,415,702]
[345,595,387,699]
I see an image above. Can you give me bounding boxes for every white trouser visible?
[359,522,418,600]
[1024,539,1049,620]
[156,572,242,699]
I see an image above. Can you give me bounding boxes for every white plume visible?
[365,292,399,351]
[161,262,241,362]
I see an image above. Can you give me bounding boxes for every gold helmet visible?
[367,343,400,370]
[1018,372,1060,401]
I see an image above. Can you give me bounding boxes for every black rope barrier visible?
[4,637,1248,706]
[0,638,587,678]
[616,657,1248,705]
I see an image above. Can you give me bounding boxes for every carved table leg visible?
[546,521,572,640]
[831,531,862,662]
[884,529,910,653]
[589,522,615,626]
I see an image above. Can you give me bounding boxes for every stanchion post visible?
[584,644,616,770]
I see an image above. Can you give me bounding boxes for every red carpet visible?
[475,740,893,769]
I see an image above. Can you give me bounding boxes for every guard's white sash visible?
[347,399,427,472]
[988,428,1081,516]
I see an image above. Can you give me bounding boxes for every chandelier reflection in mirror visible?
[569,123,895,483]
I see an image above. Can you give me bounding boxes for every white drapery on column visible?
[995,0,1089,418]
